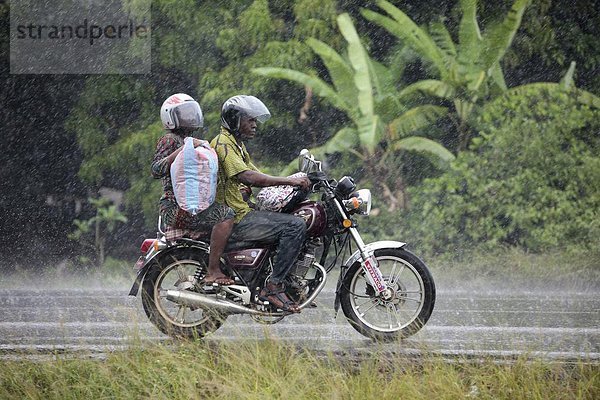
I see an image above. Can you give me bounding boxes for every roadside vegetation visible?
[0,340,598,399]
[1,0,599,269]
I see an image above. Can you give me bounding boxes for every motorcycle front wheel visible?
[339,248,435,341]
[141,247,225,339]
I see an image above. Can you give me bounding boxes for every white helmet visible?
[160,93,204,130]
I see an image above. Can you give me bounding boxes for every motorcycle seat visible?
[165,227,210,242]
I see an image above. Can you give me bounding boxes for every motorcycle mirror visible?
[298,149,313,173]
[298,149,323,173]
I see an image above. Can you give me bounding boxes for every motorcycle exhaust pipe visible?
[167,261,328,316]
[166,289,264,316]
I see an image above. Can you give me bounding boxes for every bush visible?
[401,86,600,254]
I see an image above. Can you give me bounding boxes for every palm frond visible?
[362,1,446,79]
[392,136,455,162]
[306,38,356,101]
[387,105,448,140]
[399,79,456,100]
[480,0,529,72]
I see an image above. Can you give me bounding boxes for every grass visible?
[0,340,598,399]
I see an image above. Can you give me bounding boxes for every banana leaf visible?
[392,136,455,162]
[306,38,356,102]
[363,0,446,79]
[458,0,483,66]
[337,14,373,118]
[429,22,457,60]
[480,0,529,72]
[388,105,448,140]
[252,67,356,119]
[560,61,576,90]
[399,79,456,100]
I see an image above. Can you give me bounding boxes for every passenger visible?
[152,93,235,285]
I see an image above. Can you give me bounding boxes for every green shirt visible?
[210,127,260,223]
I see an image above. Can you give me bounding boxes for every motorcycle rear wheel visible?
[141,247,225,339]
[339,248,435,341]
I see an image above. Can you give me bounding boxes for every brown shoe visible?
[258,282,300,313]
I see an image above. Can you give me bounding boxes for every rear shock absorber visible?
[193,265,205,285]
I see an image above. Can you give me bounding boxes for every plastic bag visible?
[170,137,218,215]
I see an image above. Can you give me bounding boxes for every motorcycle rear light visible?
[140,239,156,254]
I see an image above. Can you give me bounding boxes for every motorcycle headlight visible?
[343,189,372,215]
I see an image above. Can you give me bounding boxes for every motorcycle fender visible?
[128,241,210,296]
[333,240,406,313]
[128,261,154,296]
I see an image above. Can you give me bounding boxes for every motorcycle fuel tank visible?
[291,201,327,237]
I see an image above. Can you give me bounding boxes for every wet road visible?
[0,285,598,361]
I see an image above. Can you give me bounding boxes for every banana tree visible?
[362,0,530,150]
[254,13,453,209]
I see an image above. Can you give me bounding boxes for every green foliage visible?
[362,0,531,149]
[255,13,453,203]
[66,75,157,184]
[60,0,600,257]
[68,1,341,228]
[68,197,128,267]
[401,85,600,254]
[198,0,340,155]
[503,0,600,94]
[256,13,451,159]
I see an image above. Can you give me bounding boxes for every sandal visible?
[259,282,301,313]
[203,275,235,286]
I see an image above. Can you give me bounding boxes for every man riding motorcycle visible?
[210,95,311,313]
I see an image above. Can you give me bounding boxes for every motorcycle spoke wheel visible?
[340,248,435,341]
[141,248,224,339]
[154,259,215,328]
[350,257,424,331]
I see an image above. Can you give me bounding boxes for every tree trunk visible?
[298,86,313,124]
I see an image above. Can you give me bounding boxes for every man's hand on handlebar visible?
[288,176,311,191]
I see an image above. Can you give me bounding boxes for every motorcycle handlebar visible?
[307,171,328,182]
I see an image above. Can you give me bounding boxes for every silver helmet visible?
[221,95,271,133]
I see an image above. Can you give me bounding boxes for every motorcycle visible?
[129,149,436,341]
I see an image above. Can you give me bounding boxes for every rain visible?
[1,0,599,398]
